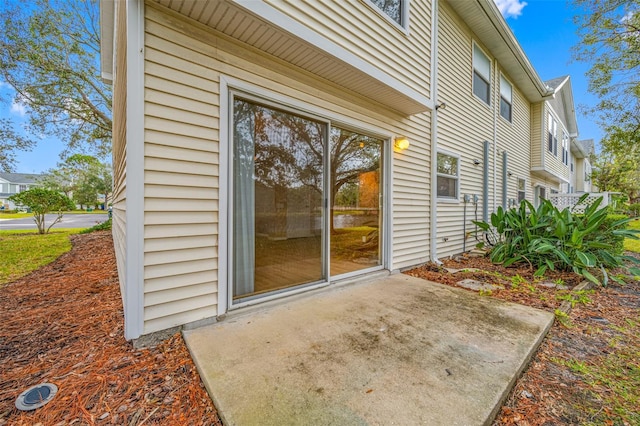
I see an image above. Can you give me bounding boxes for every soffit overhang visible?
[150,0,431,116]
[531,168,569,184]
[445,0,553,103]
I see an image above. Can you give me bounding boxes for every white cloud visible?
[493,0,527,19]
[10,100,26,116]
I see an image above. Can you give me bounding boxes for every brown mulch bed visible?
[0,231,221,425]
[407,254,640,425]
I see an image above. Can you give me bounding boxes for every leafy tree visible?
[39,154,112,209]
[9,187,75,234]
[0,119,36,172]
[591,126,640,203]
[572,0,640,150]
[0,0,112,157]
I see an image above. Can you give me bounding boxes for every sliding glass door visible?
[231,95,384,303]
[329,128,383,276]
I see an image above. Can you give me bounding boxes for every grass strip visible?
[0,229,83,286]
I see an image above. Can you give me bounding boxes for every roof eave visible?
[100,0,114,84]
[446,0,553,102]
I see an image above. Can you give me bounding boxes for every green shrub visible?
[629,203,640,217]
[474,194,640,286]
[600,214,628,255]
[79,218,112,234]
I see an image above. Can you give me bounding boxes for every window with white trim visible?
[561,132,569,165]
[369,0,407,27]
[437,152,459,199]
[473,44,491,105]
[547,114,557,156]
[517,178,526,203]
[500,75,512,122]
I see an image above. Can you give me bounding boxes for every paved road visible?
[0,213,109,231]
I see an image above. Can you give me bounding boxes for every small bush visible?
[80,218,112,234]
[474,194,640,285]
[629,203,640,217]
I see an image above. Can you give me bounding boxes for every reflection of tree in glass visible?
[370,0,402,25]
[234,98,381,233]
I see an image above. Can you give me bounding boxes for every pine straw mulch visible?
[407,253,640,426]
[0,231,221,426]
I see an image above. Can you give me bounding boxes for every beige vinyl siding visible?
[544,105,570,181]
[436,3,497,257]
[112,1,128,300]
[264,0,432,97]
[530,102,543,169]
[142,3,431,332]
[497,75,531,207]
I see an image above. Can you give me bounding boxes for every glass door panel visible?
[329,127,383,276]
[232,98,325,300]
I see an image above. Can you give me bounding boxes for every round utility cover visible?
[15,383,58,411]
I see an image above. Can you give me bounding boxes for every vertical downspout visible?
[429,0,440,263]
[502,151,508,209]
[492,63,498,215]
[124,0,145,340]
[483,140,489,222]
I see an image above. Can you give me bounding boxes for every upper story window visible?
[561,132,569,165]
[500,75,512,122]
[437,152,459,200]
[517,178,526,202]
[473,44,491,105]
[369,0,407,28]
[547,114,557,156]
[19,184,27,192]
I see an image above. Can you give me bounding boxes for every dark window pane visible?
[437,175,457,198]
[500,97,512,121]
[370,0,402,25]
[473,72,490,105]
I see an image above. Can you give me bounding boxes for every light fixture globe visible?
[394,137,410,150]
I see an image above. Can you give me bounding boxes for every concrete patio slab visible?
[184,273,554,426]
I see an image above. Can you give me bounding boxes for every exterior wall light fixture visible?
[394,137,410,150]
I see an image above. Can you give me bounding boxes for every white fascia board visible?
[124,0,145,341]
[99,0,114,83]
[232,0,432,111]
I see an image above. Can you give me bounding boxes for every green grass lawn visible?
[0,229,83,286]
[624,218,640,253]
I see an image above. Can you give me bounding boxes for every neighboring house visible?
[0,173,42,210]
[571,139,595,193]
[100,0,588,340]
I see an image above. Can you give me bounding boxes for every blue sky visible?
[1,0,601,174]
[496,0,602,146]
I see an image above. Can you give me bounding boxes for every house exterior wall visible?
[140,3,432,334]
[112,0,129,314]
[435,2,533,257]
[530,102,543,170]
[262,0,432,98]
[539,104,571,185]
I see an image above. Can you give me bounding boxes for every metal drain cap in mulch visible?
[15,383,58,411]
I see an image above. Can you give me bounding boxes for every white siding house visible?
[101,0,585,340]
[0,173,42,210]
